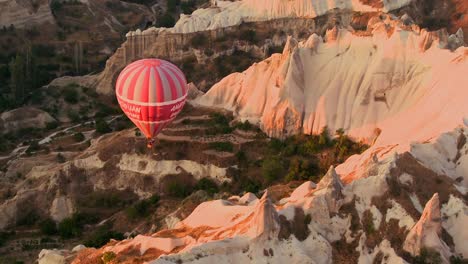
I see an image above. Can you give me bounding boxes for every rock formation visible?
[0,0,54,28]
[170,0,411,34]
[0,107,56,134]
[196,14,468,151]
[403,193,452,262]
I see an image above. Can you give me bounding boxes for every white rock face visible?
[49,196,75,222]
[0,107,56,134]
[441,195,468,258]
[288,181,316,201]
[0,0,54,28]
[403,193,451,262]
[117,154,230,184]
[357,236,409,264]
[38,249,66,264]
[385,200,415,230]
[196,21,468,150]
[410,127,468,189]
[140,0,411,34]
[71,126,468,263]
[238,192,258,205]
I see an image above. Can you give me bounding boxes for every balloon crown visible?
[141,59,161,67]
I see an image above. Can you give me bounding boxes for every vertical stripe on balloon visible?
[163,65,183,98]
[160,67,178,100]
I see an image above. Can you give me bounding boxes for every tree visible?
[9,47,38,105]
[319,126,330,147]
[95,118,111,134]
[9,55,26,104]
[39,218,57,235]
[156,13,176,28]
[50,0,62,13]
[58,218,81,238]
[262,155,283,183]
[194,178,219,195]
[73,41,83,75]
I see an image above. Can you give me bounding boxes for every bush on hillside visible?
[39,218,57,235]
[167,181,192,198]
[63,86,79,104]
[208,141,233,152]
[73,132,85,142]
[156,13,176,28]
[95,118,111,134]
[84,225,123,248]
[194,178,218,195]
[262,155,283,183]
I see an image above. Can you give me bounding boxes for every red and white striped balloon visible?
[115,59,187,139]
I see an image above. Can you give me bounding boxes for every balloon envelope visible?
[115,59,187,139]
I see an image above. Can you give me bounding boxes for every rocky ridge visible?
[195,13,467,148]
[67,125,467,263]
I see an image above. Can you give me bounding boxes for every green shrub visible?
[63,86,79,104]
[414,248,442,264]
[46,121,59,130]
[167,0,179,12]
[361,210,375,235]
[101,251,116,263]
[241,179,260,194]
[156,13,176,28]
[268,138,284,154]
[73,132,85,142]
[194,178,218,195]
[239,29,257,43]
[17,210,39,226]
[95,103,118,118]
[57,153,66,163]
[39,218,57,235]
[190,33,208,48]
[205,113,233,135]
[126,199,150,219]
[318,126,330,146]
[181,0,196,14]
[95,118,111,134]
[32,44,56,57]
[262,155,283,183]
[50,0,62,12]
[58,213,98,239]
[26,141,40,154]
[84,225,123,248]
[58,218,81,238]
[449,255,467,264]
[0,231,14,247]
[167,182,192,198]
[235,120,253,131]
[235,150,247,163]
[67,110,80,123]
[209,141,233,152]
[285,158,319,182]
[148,194,160,205]
[204,49,214,56]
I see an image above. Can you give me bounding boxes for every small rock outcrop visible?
[315,166,344,213]
[38,249,67,264]
[247,191,279,239]
[289,181,316,201]
[49,195,75,222]
[403,193,451,262]
[0,0,54,28]
[0,107,56,134]
[238,192,258,205]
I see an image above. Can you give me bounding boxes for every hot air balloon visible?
[115,59,187,148]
